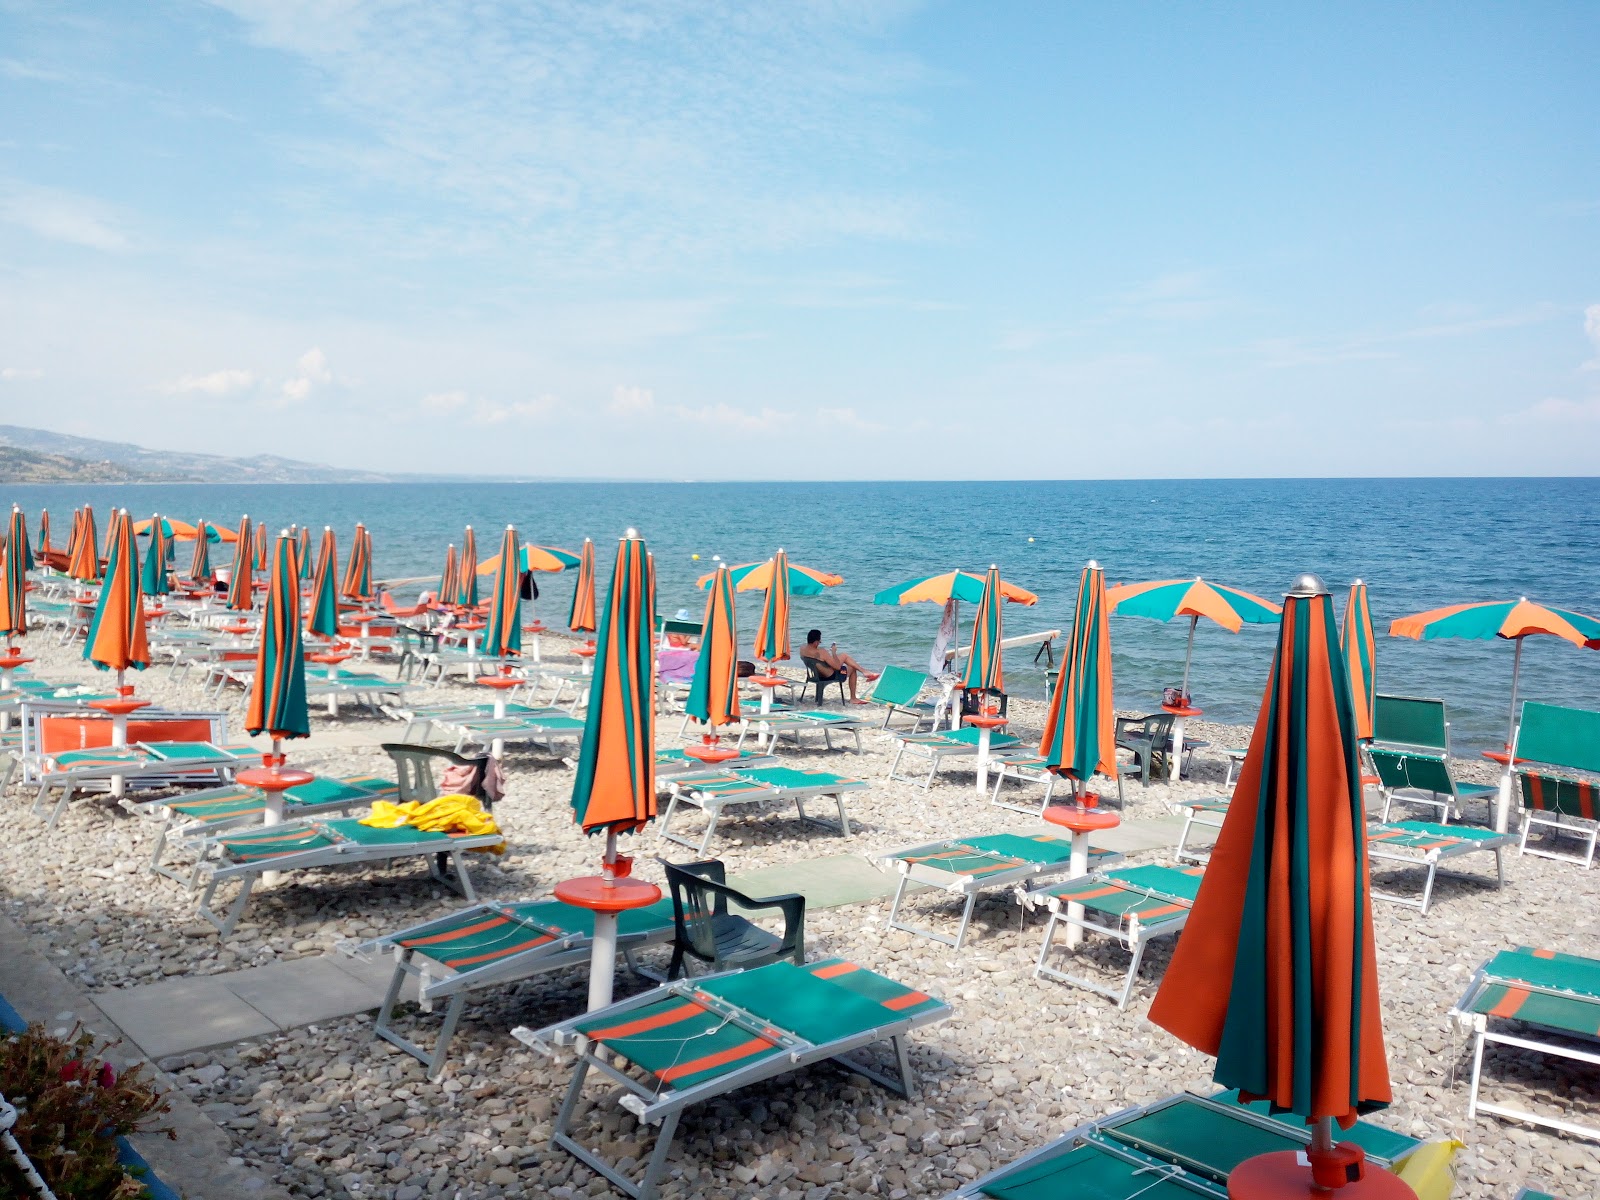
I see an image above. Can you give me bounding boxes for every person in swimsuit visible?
[799,629,876,701]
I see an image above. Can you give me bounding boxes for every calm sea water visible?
[9,478,1598,754]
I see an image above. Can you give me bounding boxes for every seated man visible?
[799,629,876,701]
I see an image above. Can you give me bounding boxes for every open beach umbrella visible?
[753,549,792,666]
[227,516,254,611]
[140,515,171,597]
[341,523,373,603]
[686,562,740,731]
[84,511,149,677]
[189,519,213,586]
[477,543,582,575]
[1107,577,1282,698]
[961,565,1006,693]
[438,544,458,608]
[36,509,50,556]
[874,569,1038,607]
[134,516,204,541]
[246,531,310,744]
[306,527,340,639]
[2,506,32,642]
[571,530,657,839]
[456,526,479,609]
[480,526,523,659]
[1341,581,1377,741]
[68,506,100,582]
[1389,598,1600,753]
[697,557,843,596]
[568,538,596,635]
[1150,573,1396,1188]
[1039,561,1116,787]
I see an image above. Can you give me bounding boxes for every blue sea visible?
[9,478,1598,754]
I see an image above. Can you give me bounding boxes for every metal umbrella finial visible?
[1288,572,1330,598]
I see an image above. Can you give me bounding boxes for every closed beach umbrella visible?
[297,526,313,580]
[189,519,213,586]
[1040,561,1116,787]
[1107,577,1282,698]
[480,525,523,659]
[37,509,50,555]
[686,562,740,729]
[753,550,792,666]
[1149,573,1395,1187]
[252,522,268,572]
[456,526,479,609]
[438,543,458,608]
[84,511,150,675]
[568,538,596,635]
[227,516,254,611]
[1341,580,1377,741]
[68,506,101,582]
[571,531,656,837]
[961,565,1006,693]
[246,531,310,743]
[140,515,171,597]
[1390,598,1600,753]
[696,557,843,596]
[2,506,32,641]
[307,527,340,639]
[341,523,373,602]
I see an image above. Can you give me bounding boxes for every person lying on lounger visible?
[800,629,876,700]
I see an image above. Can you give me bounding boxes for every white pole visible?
[1180,614,1198,698]
[588,829,621,1011]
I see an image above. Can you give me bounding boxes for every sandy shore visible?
[4,629,1597,1200]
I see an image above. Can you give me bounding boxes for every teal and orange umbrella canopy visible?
[1,506,32,640]
[307,527,340,638]
[246,531,310,741]
[477,543,582,575]
[227,516,254,611]
[68,506,101,582]
[1341,581,1377,741]
[480,525,523,659]
[567,539,596,635]
[697,557,843,596]
[960,565,1006,692]
[1039,561,1116,785]
[1150,574,1392,1130]
[753,549,793,664]
[84,511,150,673]
[874,570,1038,607]
[36,509,50,555]
[571,532,657,836]
[456,526,479,609]
[189,519,213,586]
[438,543,458,607]
[140,514,171,596]
[341,523,373,602]
[686,563,741,728]
[297,526,313,579]
[252,522,268,572]
[134,516,220,542]
[1108,577,1281,696]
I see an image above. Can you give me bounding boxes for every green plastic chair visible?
[661,858,805,979]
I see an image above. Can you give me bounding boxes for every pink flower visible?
[97,1063,116,1089]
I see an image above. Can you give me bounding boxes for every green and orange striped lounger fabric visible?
[33,740,256,829]
[344,896,677,1076]
[194,816,505,937]
[659,765,868,854]
[1024,863,1204,1008]
[1450,945,1600,1142]
[1172,795,1232,862]
[1517,769,1600,869]
[513,957,951,1200]
[881,832,1124,949]
[1365,819,1513,915]
[888,725,1022,790]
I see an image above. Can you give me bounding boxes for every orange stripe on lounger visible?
[1065,884,1125,901]
[1140,902,1189,919]
[402,916,511,947]
[1488,987,1530,1019]
[881,990,931,1011]
[1533,948,1555,959]
[657,1036,774,1083]
[590,1000,704,1041]
[811,961,858,979]
[442,934,555,968]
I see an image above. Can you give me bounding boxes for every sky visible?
[0,1,1596,479]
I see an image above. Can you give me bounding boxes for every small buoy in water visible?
[1027,537,1035,543]
[691,553,700,560]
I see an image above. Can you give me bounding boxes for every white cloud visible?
[1583,303,1600,370]
[0,182,129,251]
[471,395,560,424]
[669,402,792,434]
[421,390,469,413]
[163,367,256,397]
[1507,396,1600,425]
[817,406,886,433]
[277,346,334,404]
[609,384,655,416]
[1,366,44,381]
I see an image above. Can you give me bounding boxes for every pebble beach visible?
[6,630,1599,1200]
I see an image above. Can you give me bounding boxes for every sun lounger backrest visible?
[870,665,928,707]
[1373,694,1448,751]
[1366,746,1453,795]
[1518,771,1599,820]
[1515,702,1600,775]
[38,713,221,754]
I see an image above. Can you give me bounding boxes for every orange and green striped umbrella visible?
[227,516,254,611]
[1039,561,1115,786]
[297,525,313,580]
[1390,598,1600,751]
[252,522,268,572]
[571,531,656,836]
[1108,577,1282,697]
[478,543,582,575]
[341,523,373,602]
[874,570,1038,607]
[307,527,340,638]
[753,550,792,665]
[1150,574,1391,1131]
[480,525,523,659]
[696,557,843,596]
[456,526,479,609]
[438,543,458,607]
[189,519,213,586]
[36,509,50,555]
[84,511,149,674]
[568,538,596,634]
[1,506,31,640]
[686,563,740,728]
[246,531,310,741]
[1341,581,1377,741]
[961,565,1005,692]
[140,514,170,596]
[68,506,101,582]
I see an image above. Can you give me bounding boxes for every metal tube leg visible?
[427,993,469,1078]
[953,891,978,951]
[1034,911,1062,977]
[1419,861,1437,916]
[887,873,911,930]
[1467,1031,1486,1120]
[892,1034,917,1098]
[1119,934,1150,1010]
[636,1109,682,1200]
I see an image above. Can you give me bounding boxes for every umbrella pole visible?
[1492,639,1525,835]
[1180,614,1197,699]
[1506,637,1523,754]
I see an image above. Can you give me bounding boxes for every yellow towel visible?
[361,794,505,853]
[1392,1138,1463,1200]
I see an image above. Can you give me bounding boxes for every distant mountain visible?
[0,425,392,484]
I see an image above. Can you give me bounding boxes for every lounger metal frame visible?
[988,749,1131,816]
[1172,796,1231,863]
[659,768,866,854]
[32,741,253,829]
[888,728,1021,791]
[513,966,950,1200]
[749,710,869,754]
[1366,821,1513,915]
[1515,768,1599,870]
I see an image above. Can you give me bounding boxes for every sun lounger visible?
[382,699,557,741]
[446,713,586,757]
[653,746,775,777]
[32,741,257,828]
[888,725,1022,791]
[749,708,871,753]
[1171,796,1232,862]
[862,665,938,730]
[1511,701,1600,866]
[343,896,676,1076]
[659,766,867,854]
[1366,745,1498,824]
[1366,819,1513,915]
[193,817,504,936]
[988,750,1132,815]
[10,701,233,794]
[1449,945,1600,1143]
[1516,769,1599,869]
[513,958,951,1200]
[952,1088,1421,1200]
[880,831,1124,949]
[1023,863,1203,1008]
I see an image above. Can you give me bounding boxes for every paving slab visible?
[728,852,902,910]
[95,974,280,1059]
[222,955,386,1029]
